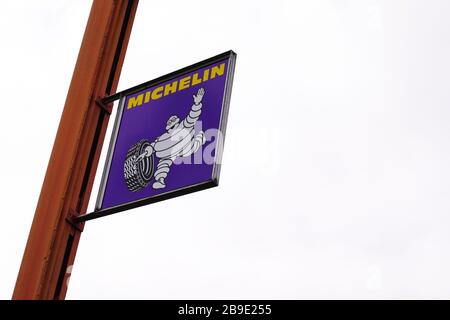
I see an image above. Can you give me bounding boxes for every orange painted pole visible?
[13,0,139,300]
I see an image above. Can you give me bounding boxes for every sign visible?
[95,51,236,217]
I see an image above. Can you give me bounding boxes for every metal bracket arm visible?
[95,98,113,115]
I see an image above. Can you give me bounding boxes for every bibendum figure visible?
[135,88,207,189]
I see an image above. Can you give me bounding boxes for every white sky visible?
[1,0,450,299]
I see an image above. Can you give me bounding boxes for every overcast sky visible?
[1,0,450,299]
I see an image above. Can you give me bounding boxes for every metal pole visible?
[12,0,139,300]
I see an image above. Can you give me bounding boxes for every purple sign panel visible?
[95,51,236,215]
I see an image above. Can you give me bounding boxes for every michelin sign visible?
[95,51,236,217]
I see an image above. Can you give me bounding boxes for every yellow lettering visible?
[151,86,163,100]
[164,81,178,96]
[178,76,191,91]
[192,73,202,86]
[203,69,209,81]
[144,91,151,103]
[127,64,226,110]
[127,94,143,109]
[211,63,225,79]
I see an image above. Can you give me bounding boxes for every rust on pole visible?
[13,0,139,300]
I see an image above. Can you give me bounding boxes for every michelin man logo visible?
[124,88,207,192]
